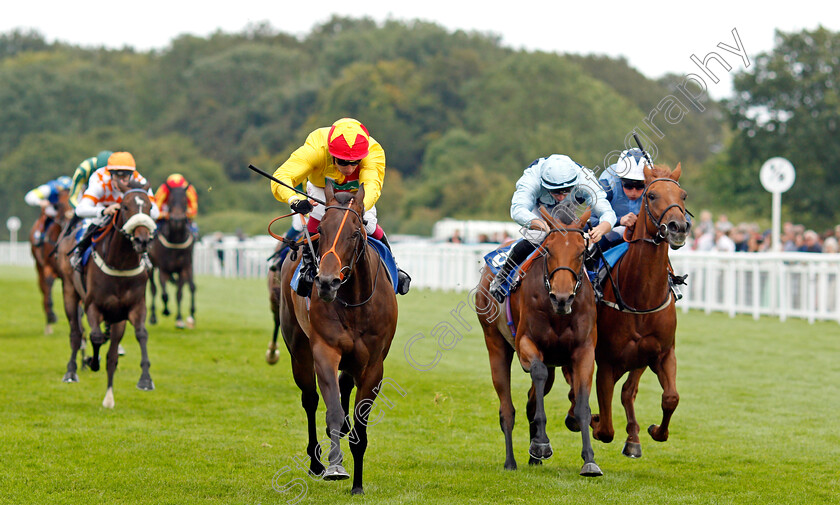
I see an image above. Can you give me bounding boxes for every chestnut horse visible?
[149,185,196,329]
[55,179,157,408]
[476,206,602,477]
[275,182,398,495]
[29,188,72,335]
[591,163,689,458]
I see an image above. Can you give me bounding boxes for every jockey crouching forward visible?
[154,173,199,235]
[592,148,647,252]
[488,154,617,303]
[25,176,72,246]
[271,117,411,295]
[70,151,159,270]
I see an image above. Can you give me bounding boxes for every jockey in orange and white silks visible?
[270,117,410,294]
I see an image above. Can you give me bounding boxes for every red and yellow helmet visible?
[165,173,188,188]
[327,118,370,160]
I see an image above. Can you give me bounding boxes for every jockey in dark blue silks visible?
[25,176,72,246]
[488,154,617,303]
[591,148,646,252]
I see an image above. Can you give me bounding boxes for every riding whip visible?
[248,164,326,206]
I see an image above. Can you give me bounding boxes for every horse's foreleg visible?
[620,368,645,457]
[571,343,602,476]
[128,303,154,391]
[174,275,186,328]
[338,372,355,438]
[518,337,552,463]
[649,347,679,443]
[186,266,196,328]
[592,363,618,444]
[86,305,105,373]
[62,287,83,383]
[526,365,555,465]
[346,364,385,495]
[148,267,158,325]
[485,331,517,470]
[35,264,56,333]
[313,346,348,481]
[102,321,127,408]
[159,270,171,316]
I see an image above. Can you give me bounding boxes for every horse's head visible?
[539,205,591,315]
[315,181,366,303]
[116,179,157,253]
[166,186,189,232]
[642,163,690,249]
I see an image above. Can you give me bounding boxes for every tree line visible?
[1,19,834,238]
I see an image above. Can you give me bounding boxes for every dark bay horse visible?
[591,163,689,458]
[149,185,196,329]
[476,206,602,477]
[55,179,157,408]
[29,188,71,335]
[275,182,398,495]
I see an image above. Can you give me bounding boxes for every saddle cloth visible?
[290,238,399,295]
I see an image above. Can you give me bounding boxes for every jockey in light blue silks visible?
[591,148,647,252]
[489,154,617,303]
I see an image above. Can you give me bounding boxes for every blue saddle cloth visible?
[74,226,100,267]
[290,238,399,295]
[586,241,629,283]
[482,239,542,297]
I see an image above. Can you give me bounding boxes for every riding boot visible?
[70,224,97,272]
[489,239,537,303]
[378,234,411,295]
[668,272,688,301]
[294,244,316,297]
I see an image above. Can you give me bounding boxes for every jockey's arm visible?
[76,196,105,219]
[69,161,93,208]
[272,131,323,205]
[510,167,543,227]
[25,186,57,216]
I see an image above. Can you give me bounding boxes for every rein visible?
[320,205,366,283]
[541,227,589,297]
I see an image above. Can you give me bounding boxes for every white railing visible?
[5,239,839,323]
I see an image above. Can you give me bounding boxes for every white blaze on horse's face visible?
[135,196,145,214]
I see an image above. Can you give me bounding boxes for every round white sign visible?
[760,157,795,193]
[6,216,21,231]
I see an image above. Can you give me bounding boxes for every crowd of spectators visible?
[687,210,840,253]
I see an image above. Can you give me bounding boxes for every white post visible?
[771,191,782,252]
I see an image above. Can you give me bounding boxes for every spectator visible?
[697,210,714,235]
[714,214,733,234]
[448,229,463,244]
[732,226,750,252]
[713,228,736,252]
[798,230,822,253]
[823,236,839,254]
[692,227,714,251]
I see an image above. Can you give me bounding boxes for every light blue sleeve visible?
[510,164,543,227]
[580,167,617,227]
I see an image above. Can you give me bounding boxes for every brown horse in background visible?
[275,182,398,495]
[591,163,690,458]
[55,180,157,408]
[476,206,602,477]
[29,188,72,335]
[149,185,196,329]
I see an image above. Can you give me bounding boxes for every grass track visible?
[1,265,838,504]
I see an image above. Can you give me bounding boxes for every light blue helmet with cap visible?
[540,154,579,191]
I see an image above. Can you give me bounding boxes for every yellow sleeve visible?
[271,128,330,204]
[358,138,386,211]
[154,184,168,209]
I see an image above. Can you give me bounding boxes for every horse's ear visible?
[325,179,335,202]
[671,162,682,181]
[539,206,559,228]
[576,208,592,227]
[142,180,151,191]
[354,183,365,210]
[643,165,655,184]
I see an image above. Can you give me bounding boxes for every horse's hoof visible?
[580,462,603,477]
[527,456,542,466]
[565,413,581,432]
[175,320,186,329]
[162,309,170,316]
[648,424,668,442]
[62,372,79,383]
[323,464,350,481]
[149,315,157,325]
[622,442,642,458]
[186,317,195,329]
[88,358,100,372]
[504,459,518,470]
[47,312,58,324]
[44,324,54,336]
[137,378,155,391]
[528,441,553,460]
[265,348,280,365]
[102,388,115,409]
[351,487,364,495]
[118,344,126,356]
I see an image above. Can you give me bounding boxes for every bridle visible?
[319,205,367,284]
[541,227,589,296]
[627,177,689,246]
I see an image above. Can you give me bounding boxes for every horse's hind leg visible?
[86,306,106,373]
[620,367,645,458]
[131,306,155,391]
[648,347,679,443]
[175,275,186,329]
[148,267,158,325]
[102,321,126,408]
[483,326,517,470]
[36,264,56,334]
[159,270,171,316]
[592,363,619,444]
[186,266,196,328]
[561,366,580,432]
[62,287,82,383]
[526,365,555,465]
[338,372,355,437]
[289,352,326,478]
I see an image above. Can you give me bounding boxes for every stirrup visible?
[397,269,411,295]
[489,275,507,303]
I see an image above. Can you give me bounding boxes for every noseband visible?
[319,205,366,283]
[642,178,688,245]
[541,228,589,295]
[119,188,157,243]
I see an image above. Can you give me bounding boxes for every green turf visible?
[1,265,838,504]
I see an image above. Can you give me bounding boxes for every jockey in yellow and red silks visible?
[271,117,410,294]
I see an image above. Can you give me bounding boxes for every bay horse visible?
[55,179,157,408]
[275,182,398,495]
[476,205,602,477]
[148,184,196,329]
[29,188,72,335]
[591,163,689,458]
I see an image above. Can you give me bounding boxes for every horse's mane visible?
[649,165,674,179]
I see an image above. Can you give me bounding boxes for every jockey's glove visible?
[290,199,313,215]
